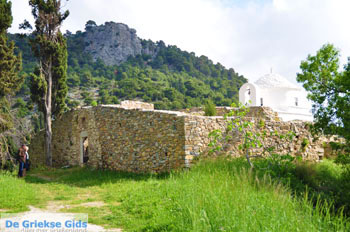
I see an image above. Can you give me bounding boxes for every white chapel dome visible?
[254,73,301,90]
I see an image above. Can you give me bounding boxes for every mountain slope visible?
[10,21,247,110]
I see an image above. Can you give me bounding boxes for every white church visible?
[239,72,313,121]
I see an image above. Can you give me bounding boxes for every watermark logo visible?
[1,212,88,232]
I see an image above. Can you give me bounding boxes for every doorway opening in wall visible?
[82,137,89,164]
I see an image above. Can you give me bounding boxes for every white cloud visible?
[8,0,350,83]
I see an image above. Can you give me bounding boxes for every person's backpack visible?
[15,150,21,164]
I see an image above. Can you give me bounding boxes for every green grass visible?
[1,158,349,231]
[0,172,40,212]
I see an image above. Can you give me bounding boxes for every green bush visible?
[13,98,30,118]
[84,97,93,105]
[80,91,90,99]
[13,98,26,108]
[271,159,350,216]
[66,99,80,108]
[110,96,120,104]
[204,99,216,116]
[91,100,98,106]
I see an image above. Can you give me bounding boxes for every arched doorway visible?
[80,131,89,165]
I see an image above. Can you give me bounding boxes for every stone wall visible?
[94,106,185,172]
[183,115,328,163]
[30,103,334,173]
[181,106,280,120]
[119,100,154,110]
[184,116,226,165]
[30,108,102,168]
[30,105,186,173]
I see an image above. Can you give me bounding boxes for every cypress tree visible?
[28,0,69,166]
[0,0,23,133]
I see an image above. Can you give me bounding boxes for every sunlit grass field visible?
[1,158,349,231]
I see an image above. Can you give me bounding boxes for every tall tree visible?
[297,43,350,142]
[28,0,69,166]
[0,0,23,133]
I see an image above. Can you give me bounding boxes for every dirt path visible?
[0,202,122,232]
[45,200,108,211]
[0,174,123,231]
[29,173,55,181]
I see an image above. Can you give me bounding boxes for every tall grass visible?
[292,159,350,216]
[96,158,350,231]
[0,158,349,231]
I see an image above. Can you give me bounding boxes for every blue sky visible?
[9,0,350,84]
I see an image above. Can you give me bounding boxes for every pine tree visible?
[28,0,69,166]
[0,0,23,133]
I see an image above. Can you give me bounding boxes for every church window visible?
[295,97,298,106]
[260,98,263,106]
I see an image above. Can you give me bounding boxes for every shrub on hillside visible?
[204,99,216,116]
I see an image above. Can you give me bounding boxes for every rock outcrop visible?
[84,22,142,65]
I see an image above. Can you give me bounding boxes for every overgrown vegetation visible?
[209,102,295,167]
[1,159,350,231]
[208,102,350,218]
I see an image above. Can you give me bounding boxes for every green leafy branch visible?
[209,102,296,168]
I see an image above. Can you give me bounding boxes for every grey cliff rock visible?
[84,22,142,65]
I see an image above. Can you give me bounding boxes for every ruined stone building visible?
[30,101,331,173]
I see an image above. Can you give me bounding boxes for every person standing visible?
[18,146,26,177]
[24,145,30,172]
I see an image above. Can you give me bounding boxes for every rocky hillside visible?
[10,20,246,111]
[84,22,143,65]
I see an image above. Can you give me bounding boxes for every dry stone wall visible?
[94,106,186,172]
[30,108,102,167]
[30,105,187,173]
[181,106,280,120]
[30,102,334,173]
[119,100,154,110]
[183,115,328,162]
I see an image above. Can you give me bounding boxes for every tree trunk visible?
[44,59,53,166]
[244,136,254,168]
[44,109,52,166]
